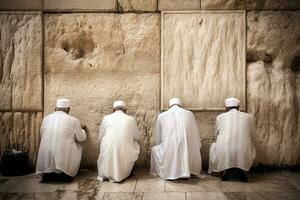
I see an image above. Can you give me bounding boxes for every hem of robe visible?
[208,165,252,173]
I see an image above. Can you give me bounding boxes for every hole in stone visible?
[62,42,70,52]
[291,56,300,73]
[264,53,273,64]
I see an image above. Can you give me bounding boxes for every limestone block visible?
[44,0,116,11]
[0,12,42,111]
[247,11,300,166]
[0,112,12,156]
[201,0,245,9]
[11,112,42,166]
[45,13,160,74]
[45,73,159,168]
[247,0,300,10]
[161,11,246,110]
[0,0,42,10]
[117,0,157,12]
[158,0,200,10]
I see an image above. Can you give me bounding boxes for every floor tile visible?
[100,179,137,192]
[103,192,143,200]
[5,178,65,193]
[59,191,105,200]
[135,176,165,192]
[224,192,289,200]
[281,171,300,191]
[63,178,102,193]
[186,192,228,200]
[143,192,185,200]
[166,178,222,192]
[220,181,255,192]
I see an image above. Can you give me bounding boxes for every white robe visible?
[208,109,256,173]
[97,110,140,182]
[36,111,86,177]
[150,105,202,179]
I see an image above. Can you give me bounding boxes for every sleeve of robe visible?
[191,115,201,148]
[98,117,107,144]
[133,119,141,141]
[74,119,87,142]
[214,117,220,136]
[155,116,162,145]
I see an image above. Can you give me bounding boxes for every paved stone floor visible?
[0,169,299,200]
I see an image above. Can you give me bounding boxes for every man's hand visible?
[81,125,87,131]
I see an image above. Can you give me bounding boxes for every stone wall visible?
[0,0,299,170]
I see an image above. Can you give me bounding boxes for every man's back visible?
[97,110,140,182]
[36,111,86,177]
[209,109,256,172]
[151,105,202,179]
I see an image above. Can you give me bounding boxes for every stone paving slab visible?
[0,170,299,200]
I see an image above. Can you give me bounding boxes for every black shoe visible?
[221,170,230,181]
[41,173,56,183]
[59,173,73,182]
[239,171,248,182]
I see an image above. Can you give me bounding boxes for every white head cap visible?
[225,97,240,107]
[56,98,71,108]
[169,98,182,107]
[113,100,126,109]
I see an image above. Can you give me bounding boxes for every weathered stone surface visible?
[247,11,300,166]
[247,0,300,10]
[0,112,12,157]
[161,11,246,110]
[0,0,42,10]
[45,13,160,168]
[45,13,160,74]
[201,0,245,9]
[10,112,42,166]
[44,0,116,11]
[194,112,221,169]
[117,0,157,12]
[45,73,159,168]
[0,13,42,111]
[158,0,200,10]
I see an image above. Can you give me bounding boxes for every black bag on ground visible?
[1,150,31,176]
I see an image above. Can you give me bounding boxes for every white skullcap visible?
[225,97,240,107]
[113,100,126,109]
[169,98,182,107]
[56,98,71,108]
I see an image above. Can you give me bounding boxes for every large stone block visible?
[45,13,160,168]
[45,73,159,168]
[10,112,42,166]
[247,11,300,166]
[44,0,116,11]
[158,0,200,10]
[247,0,300,10]
[161,11,246,110]
[0,112,12,156]
[0,13,42,111]
[45,13,160,74]
[201,0,245,9]
[117,0,157,12]
[0,0,42,10]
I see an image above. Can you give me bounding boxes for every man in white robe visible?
[150,98,202,179]
[36,99,86,182]
[97,100,140,182]
[208,97,256,182]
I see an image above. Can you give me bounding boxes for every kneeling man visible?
[208,97,256,182]
[97,100,140,182]
[150,98,202,179]
[36,99,86,182]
